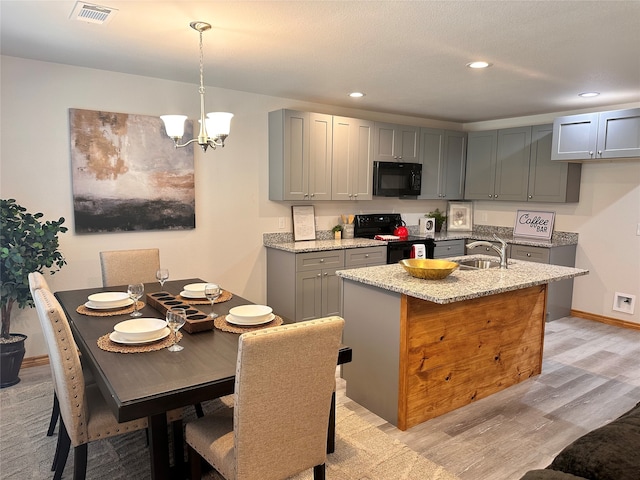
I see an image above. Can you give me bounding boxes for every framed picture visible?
[292,205,316,241]
[514,210,555,240]
[447,201,473,231]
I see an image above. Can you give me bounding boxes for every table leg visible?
[148,413,170,480]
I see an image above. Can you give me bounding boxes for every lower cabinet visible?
[510,244,577,321]
[267,246,386,322]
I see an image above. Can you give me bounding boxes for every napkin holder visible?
[146,292,214,333]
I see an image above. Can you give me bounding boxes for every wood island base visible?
[342,280,547,431]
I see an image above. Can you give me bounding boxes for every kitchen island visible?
[337,255,588,430]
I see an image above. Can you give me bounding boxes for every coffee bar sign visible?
[514,210,555,240]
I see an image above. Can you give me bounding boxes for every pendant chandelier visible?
[161,21,233,152]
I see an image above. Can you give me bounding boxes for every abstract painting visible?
[69,108,195,233]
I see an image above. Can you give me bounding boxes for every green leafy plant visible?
[331,225,343,233]
[426,208,447,231]
[0,199,67,339]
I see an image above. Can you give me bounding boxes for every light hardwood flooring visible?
[335,316,640,480]
[17,316,640,480]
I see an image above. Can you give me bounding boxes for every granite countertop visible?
[336,254,589,305]
[263,226,578,253]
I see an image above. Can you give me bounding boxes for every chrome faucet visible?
[466,234,509,269]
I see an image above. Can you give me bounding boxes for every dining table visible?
[55,278,352,480]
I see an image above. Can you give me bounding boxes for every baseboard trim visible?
[21,355,50,369]
[571,309,640,331]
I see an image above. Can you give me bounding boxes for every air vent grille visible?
[70,2,118,25]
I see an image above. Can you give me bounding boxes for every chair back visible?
[33,289,89,446]
[99,248,160,287]
[28,271,50,296]
[233,316,344,480]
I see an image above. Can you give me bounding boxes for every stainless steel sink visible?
[457,259,501,270]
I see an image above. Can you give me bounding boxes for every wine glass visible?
[156,268,169,290]
[127,283,144,317]
[204,283,221,319]
[166,308,186,352]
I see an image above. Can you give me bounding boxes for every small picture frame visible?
[447,201,473,231]
[292,205,317,241]
[419,217,436,237]
[513,210,555,240]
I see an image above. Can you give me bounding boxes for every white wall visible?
[2,55,639,358]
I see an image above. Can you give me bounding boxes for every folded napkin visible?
[374,234,400,240]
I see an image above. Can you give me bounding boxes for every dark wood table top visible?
[55,278,352,422]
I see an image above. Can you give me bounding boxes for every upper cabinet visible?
[373,122,420,163]
[269,109,333,201]
[332,116,374,201]
[418,128,466,200]
[551,108,640,161]
[465,125,582,203]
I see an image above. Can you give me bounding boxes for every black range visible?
[353,213,435,264]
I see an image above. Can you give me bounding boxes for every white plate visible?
[226,313,275,326]
[85,299,134,310]
[109,328,170,345]
[87,291,130,306]
[183,283,208,294]
[180,290,206,299]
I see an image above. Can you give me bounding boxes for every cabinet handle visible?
[353,194,358,198]
[310,193,315,197]
[528,195,533,199]
[365,254,369,258]
[488,194,493,198]
[320,258,324,263]
[527,253,532,257]
[323,272,328,276]
[317,273,321,277]
[597,150,602,157]
[589,151,594,157]
[494,194,498,198]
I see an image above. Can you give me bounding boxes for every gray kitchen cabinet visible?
[267,245,385,322]
[419,128,467,200]
[373,122,420,163]
[433,239,465,258]
[510,244,577,321]
[551,108,640,161]
[464,127,531,201]
[332,116,374,201]
[269,109,333,201]
[528,124,582,203]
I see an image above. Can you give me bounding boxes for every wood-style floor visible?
[336,316,640,480]
[18,316,640,480]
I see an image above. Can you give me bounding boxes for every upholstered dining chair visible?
[32,288,183,480]
[99,248,160,287]
[185,316,345,480]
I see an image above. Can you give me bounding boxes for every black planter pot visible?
[0,334,27,388]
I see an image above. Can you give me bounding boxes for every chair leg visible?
[73,444,88,480]
[194,402,204,418]
[327,391,336,454]
[53,419,71,480]
[171,420,185,473]
[47,392,59,436]
[188,445,202,480]
[313,463,326,480]
[51,426,62,471]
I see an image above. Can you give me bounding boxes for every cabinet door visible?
[373,122,419,162]
[418,128,444,199]
[295,270,322,321]
[464,130,498,200]
[308,112,333,200]
[322,267,342,317]
[528,124,582,203]
[332,116,373,200]
[494,126,531,201]
[268,109,309,201]
[442,130,467,200]
[597,108,640,159]
[551,113,598,160]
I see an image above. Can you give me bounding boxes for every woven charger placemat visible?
[214,314,283,334]
[176,289,233,305]
[97,331,183,353]
[76,301,145,317]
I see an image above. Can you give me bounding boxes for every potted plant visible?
[0,199,67,387]
[332,224,343,240]
[426,208,447,232]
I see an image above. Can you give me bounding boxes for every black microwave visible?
[373,161,422,198]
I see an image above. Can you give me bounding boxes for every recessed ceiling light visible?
[466,61,492,69]
[578,92,600,98]
[349,92,365,98]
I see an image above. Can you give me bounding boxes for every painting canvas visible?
[70,108,195,233]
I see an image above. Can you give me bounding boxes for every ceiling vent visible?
[70,2,118,25]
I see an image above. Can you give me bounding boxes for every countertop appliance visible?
[372,161,422,198]
[353,214,434,264]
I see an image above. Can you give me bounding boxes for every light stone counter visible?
[263,236,386,253]
[336,254,588,304]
